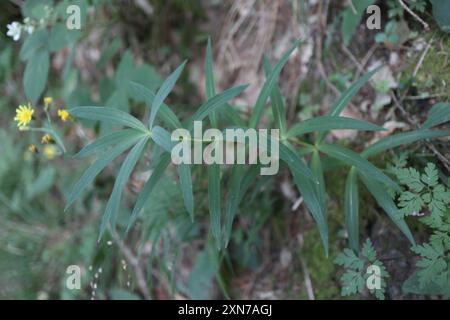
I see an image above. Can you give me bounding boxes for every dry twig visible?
[398,0,430,31]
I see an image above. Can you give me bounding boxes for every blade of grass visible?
[262,55,288,137]
[317,66,381,142]
[126,153,171,232]
[345,167,359,253]
[74,129,146,158]
[65,134,143,211]
[223,165,246,248]
[422,103,450,130]
[222,106,246,127]
[291,164,329,256]
[205,37,218,127]
[178,163,194,220]
[328,67,381,117]
[99,136,149,239]
[151,126,176,153]
[69,107,147,132]
[318,144,400,191]
[205,38,222,249]
[311,150,327,221]
[149,60,187,129]
[279,142,317,183]
[249,39,301,128]
[359,171,415,246]
[190,84,248,125]
[362,130,450,158]
[208,163,221,249]
[128,81,182,129]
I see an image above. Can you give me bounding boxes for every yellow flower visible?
[44,97,53,107]
[28,144,38,153]
[41,134,53,144]
[58,109,71,122]
[14,104,34,127]
[43,145,57,159]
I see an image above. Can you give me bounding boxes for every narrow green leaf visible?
[422,103,450,130]
[99,137,149,239]
[249,39,301,128]
[178,163,194,220]
[208,164,221,248]
[205,37,216,98]
[362,130,450,158]
[359,172,415,246]
[279,142,317,183]
[311,150,327,220]
[69,107,148,132]
[317,66,381,142]
[318,144,399,191]
[223,165,245,248]
[128,81,182,129]
[288,116,385,138]
[151,126,176,153]
[149,60,187,129]
[223,165,262,248]
[74,129,146,158]
[222,106,246,127]
[345,167,359,253]
[263,55,288,136]
[205,37,218,127]
[291,164,329,256]
[127,153,171,232]
[341,0,376,45]
[329,67,381,117]
[65,134,143,211]
[190,84,248,124]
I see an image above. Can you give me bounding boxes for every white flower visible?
[6,22,22,41]
[23,17,35,34]
[25,25,34,34]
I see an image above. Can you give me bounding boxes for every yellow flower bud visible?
[28,144,38,153]
[41,134,53,144]
[58,109,71,122]
[43,145,57,160]
[44,97,53,107]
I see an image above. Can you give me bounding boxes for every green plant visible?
[64,38,450,259]
[3,0,450,300]
[9,0,88,104]
[375,20,399,44]
[341,0,376,46]
[391,162,450,221]
[387,159,450,297]
[335,239,389,300]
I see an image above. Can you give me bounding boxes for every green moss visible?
[401,35,450,100]
[299,227,341,299]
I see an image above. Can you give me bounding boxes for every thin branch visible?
[413,37,433,79]
[398,0,430,31]
[300,258,315,300]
